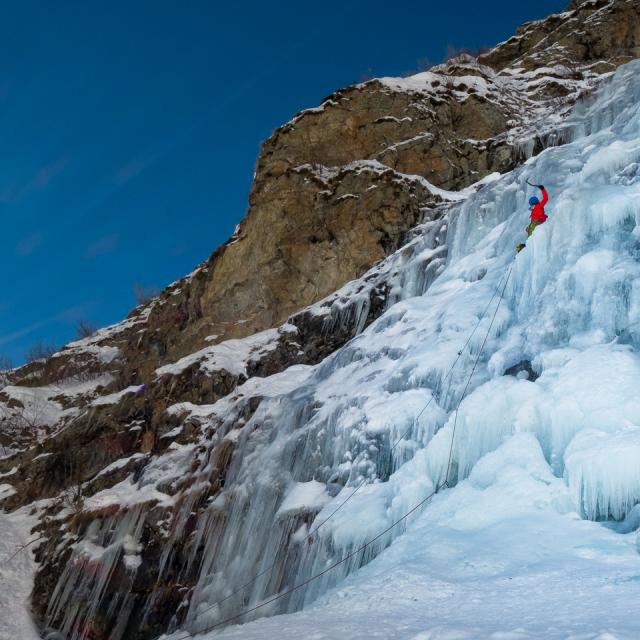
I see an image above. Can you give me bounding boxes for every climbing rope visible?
[445,261,514,486]
[167,259,515,629]
[187,479,448,636]
[313,259,515,529]
[167,257,516,639]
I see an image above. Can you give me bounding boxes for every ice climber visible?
[516,184,549,252]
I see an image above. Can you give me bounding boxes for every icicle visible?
[46,506,147,640]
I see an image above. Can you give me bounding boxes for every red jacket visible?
[530,187,549,223]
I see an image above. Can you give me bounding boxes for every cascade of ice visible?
[168,59,640,633]
[45,506,148,640]
[43,60,640,639]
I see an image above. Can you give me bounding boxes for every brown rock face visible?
[116,162,445,373]
[188,80,513,349]
[258,87,511,185]
[197,164,441,340]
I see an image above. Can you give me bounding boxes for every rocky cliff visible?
[1,1,640,639]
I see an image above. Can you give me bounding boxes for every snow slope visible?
[0,510,40,640]
[196,437,640,640]
[158,59,640,639]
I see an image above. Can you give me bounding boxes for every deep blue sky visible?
[1,0,567,365]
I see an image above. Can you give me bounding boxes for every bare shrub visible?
[440,75,458,96]
[0,355,12,386]
[133,282,160,306]
[76,320,98,340]
[12,393,46,434]
[59,458,85,513]
[444,44,490,63]
[359,67,375,83]
[401,57,434,78]
[0,391,48,449]
[26,341,58,364]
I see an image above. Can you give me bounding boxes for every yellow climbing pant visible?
[526,221,540,236]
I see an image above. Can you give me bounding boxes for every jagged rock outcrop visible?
[165,162,444,356]
[481,0,640,72]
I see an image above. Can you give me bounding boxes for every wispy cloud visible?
[0,302,97,347]
[169,242,189,257]
[84,234,119,258]
[114,151,159,187]
[55,302,97,323]
[0,153,71,204]
[0,318,52,347]
[33,154,71,189]
[15,232,44,257]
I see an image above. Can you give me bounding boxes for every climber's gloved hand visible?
[538,184,545,190]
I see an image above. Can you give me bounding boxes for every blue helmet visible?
[528,196,539,206]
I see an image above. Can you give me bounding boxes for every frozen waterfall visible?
[45,59,640,640]
[176,59,640,634]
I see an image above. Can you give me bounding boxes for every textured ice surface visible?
[194,435,640,640]
[565,426,640,521]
